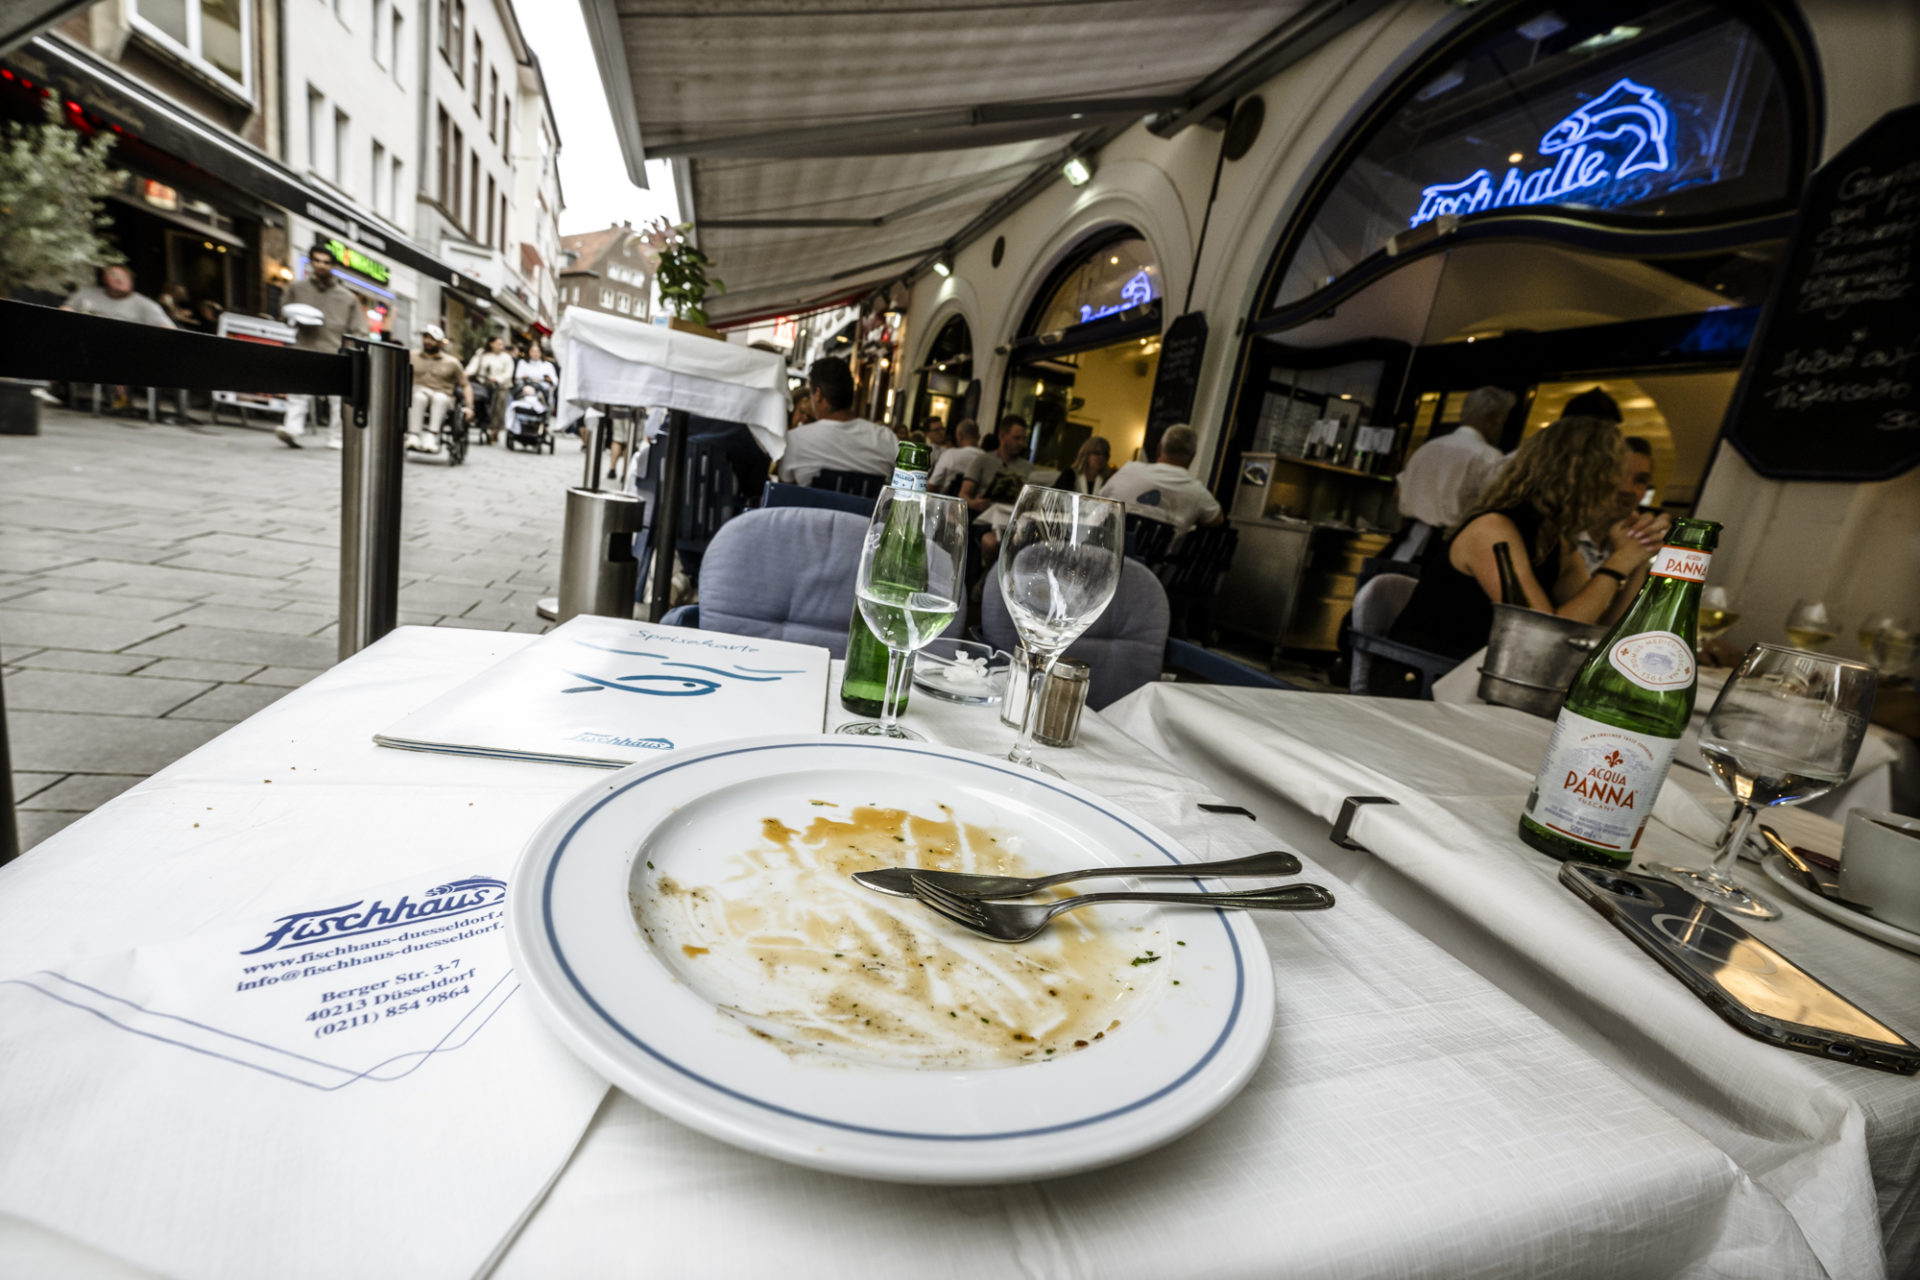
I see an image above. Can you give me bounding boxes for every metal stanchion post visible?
[644,409,689,623]
[1,665,18,865]
[338,339,411,661]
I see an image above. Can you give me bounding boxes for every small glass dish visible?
[912,639,1011,705]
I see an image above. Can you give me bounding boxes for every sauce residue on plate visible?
[634,802,1157,1069]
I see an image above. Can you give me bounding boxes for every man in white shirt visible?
[928,418,985,493]
[776,356,897,486]
[1097,424,1223,539]
[1392,386,1513,555]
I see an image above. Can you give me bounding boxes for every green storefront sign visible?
[326,238,391,286]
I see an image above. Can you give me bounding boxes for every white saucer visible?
[1760,853,1920,956]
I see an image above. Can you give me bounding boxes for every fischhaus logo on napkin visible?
[7,867,518,1090]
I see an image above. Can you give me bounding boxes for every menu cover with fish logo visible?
[375,615,831,766]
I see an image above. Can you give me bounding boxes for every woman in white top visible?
[508,340,560,436]
[465,336,515,444]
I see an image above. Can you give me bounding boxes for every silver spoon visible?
[852,848,1302,901]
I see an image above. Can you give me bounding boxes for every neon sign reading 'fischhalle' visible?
[1409,78,1674,227]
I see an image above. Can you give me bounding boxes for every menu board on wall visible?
[1143,311,1208,460]
[1723,103,1920,481]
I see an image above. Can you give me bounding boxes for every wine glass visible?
[997,487,1125,773]
[1650,644,1875,918]
[836,488,968,740]
[1783,599,1836,650]
[1698,585,1739,643]
[1858,615,1918,678]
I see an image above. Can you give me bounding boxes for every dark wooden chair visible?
[811,469,887,500]
[1160,523,1240,642]
[1123,512,1175,569]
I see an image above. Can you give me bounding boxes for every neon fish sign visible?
[1409,78,1673,227]
[1078,268,1157,323]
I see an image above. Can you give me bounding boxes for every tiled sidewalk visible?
[3,407,582,849]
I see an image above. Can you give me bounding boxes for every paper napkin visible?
[0,863,608,1280]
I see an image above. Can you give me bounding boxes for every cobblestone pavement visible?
[3,406,583,850]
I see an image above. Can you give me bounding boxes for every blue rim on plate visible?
[536,740,1247,1141]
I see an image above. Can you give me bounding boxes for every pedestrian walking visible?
[276,244,369,450]
[465,335,514,445]
[61,265,174,413]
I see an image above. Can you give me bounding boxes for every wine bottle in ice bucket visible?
[839,440,930,716]
[1519,517,1721,866]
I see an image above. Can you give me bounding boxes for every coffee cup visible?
[1837,809,1920,934]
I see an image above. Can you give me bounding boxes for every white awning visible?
[582,1,1377,324]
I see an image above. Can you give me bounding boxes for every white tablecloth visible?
[553,308,788,458]
[1106,683,1920,1280]
[0,629,1827,1279]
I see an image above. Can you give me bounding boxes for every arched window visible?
[913,314,975,431]
[1265,0,1818,315]
[1022,234,1160,336]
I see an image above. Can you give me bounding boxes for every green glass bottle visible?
[1519,516,1721,866]
[839,440,931,716]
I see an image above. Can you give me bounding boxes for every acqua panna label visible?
[1523,708,1680,853]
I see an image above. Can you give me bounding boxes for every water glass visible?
[837,488,968,740]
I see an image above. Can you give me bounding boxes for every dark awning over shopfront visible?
[582,0,1392,324]
[7,35,490,300]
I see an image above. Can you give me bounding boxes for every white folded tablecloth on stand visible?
[1105,682,1920,1280]
[553,308,788,459]
[0,629,1827,1279]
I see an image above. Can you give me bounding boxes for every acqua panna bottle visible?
[1518,516,1721,867]
[838,439,930,716]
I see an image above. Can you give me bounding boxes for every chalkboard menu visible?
[1725,103,1920,481]
[1143,311,1208,461]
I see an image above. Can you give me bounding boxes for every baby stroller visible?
[502,379,556,454]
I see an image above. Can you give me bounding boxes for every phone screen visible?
[1647,903,1907,1044]
[1563,865,1914,1053]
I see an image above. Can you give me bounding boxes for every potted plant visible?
[0,99,126,435]
[639,218,724,339]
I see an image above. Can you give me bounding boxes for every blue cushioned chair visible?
[659,507,869,656]
[762,480,875,518]
[981,558,1170,712]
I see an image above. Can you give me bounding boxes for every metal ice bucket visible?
[1478,604,1607,718]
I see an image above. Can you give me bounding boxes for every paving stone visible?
[12,772,65,801]
[164,682,291,721]
[0,588,194,621]
[0,612,181,653]
[21,773,144,810]
[2,645,46,665]
[157,551,304,579]
[8,710,228,774]
[0,549,89,575]
[399,582,490,614]
[19,810,85,850]
[10,649,158,675]
[460,594,550,625]
[178,532,322,562]
[3,669,214,717]
[276,599,334,616]
[160,604,333,636]
[99,583,215,603]
[56,559,279,597]
[136,658,266,682]
[245,666,325,688]
[126,626,337,669]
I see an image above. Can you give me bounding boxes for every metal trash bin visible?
[1478,603,1606,718]
[557,487,645,623]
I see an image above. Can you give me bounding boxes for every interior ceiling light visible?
[1516,14,1567,40]
[931,256,952,278]
[1062,156,1093,187]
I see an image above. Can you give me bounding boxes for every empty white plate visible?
[506,735,1274,1183]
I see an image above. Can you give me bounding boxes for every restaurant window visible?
[911,315,974,435]
[132,0,251,95]
[1264,0,1815,314]
[1001,230,1164,469]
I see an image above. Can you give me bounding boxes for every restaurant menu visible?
[376,614,832,767]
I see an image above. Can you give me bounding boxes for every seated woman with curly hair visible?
[1387,415,1669,666]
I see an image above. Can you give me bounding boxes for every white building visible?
[414,0,535,343]
[281,0,424,341]
[505,52,562,335]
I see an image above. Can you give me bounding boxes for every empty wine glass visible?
[1858,615,1918,678]
[1783,599,1837,651]
[1698,585,1739,643]
[997,487,1125,773]
[836,488,968,741]
[1650,644,1875,918]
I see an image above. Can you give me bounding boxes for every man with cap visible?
[406,324,472,455]
[277,243,370,449]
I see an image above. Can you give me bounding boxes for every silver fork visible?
[908,873,1335,942]
[852,849,1303,900]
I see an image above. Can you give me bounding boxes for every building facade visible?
[556,224,654,323]
[505,53,562,335]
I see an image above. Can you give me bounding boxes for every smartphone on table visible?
[1560,862,1920,1075]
